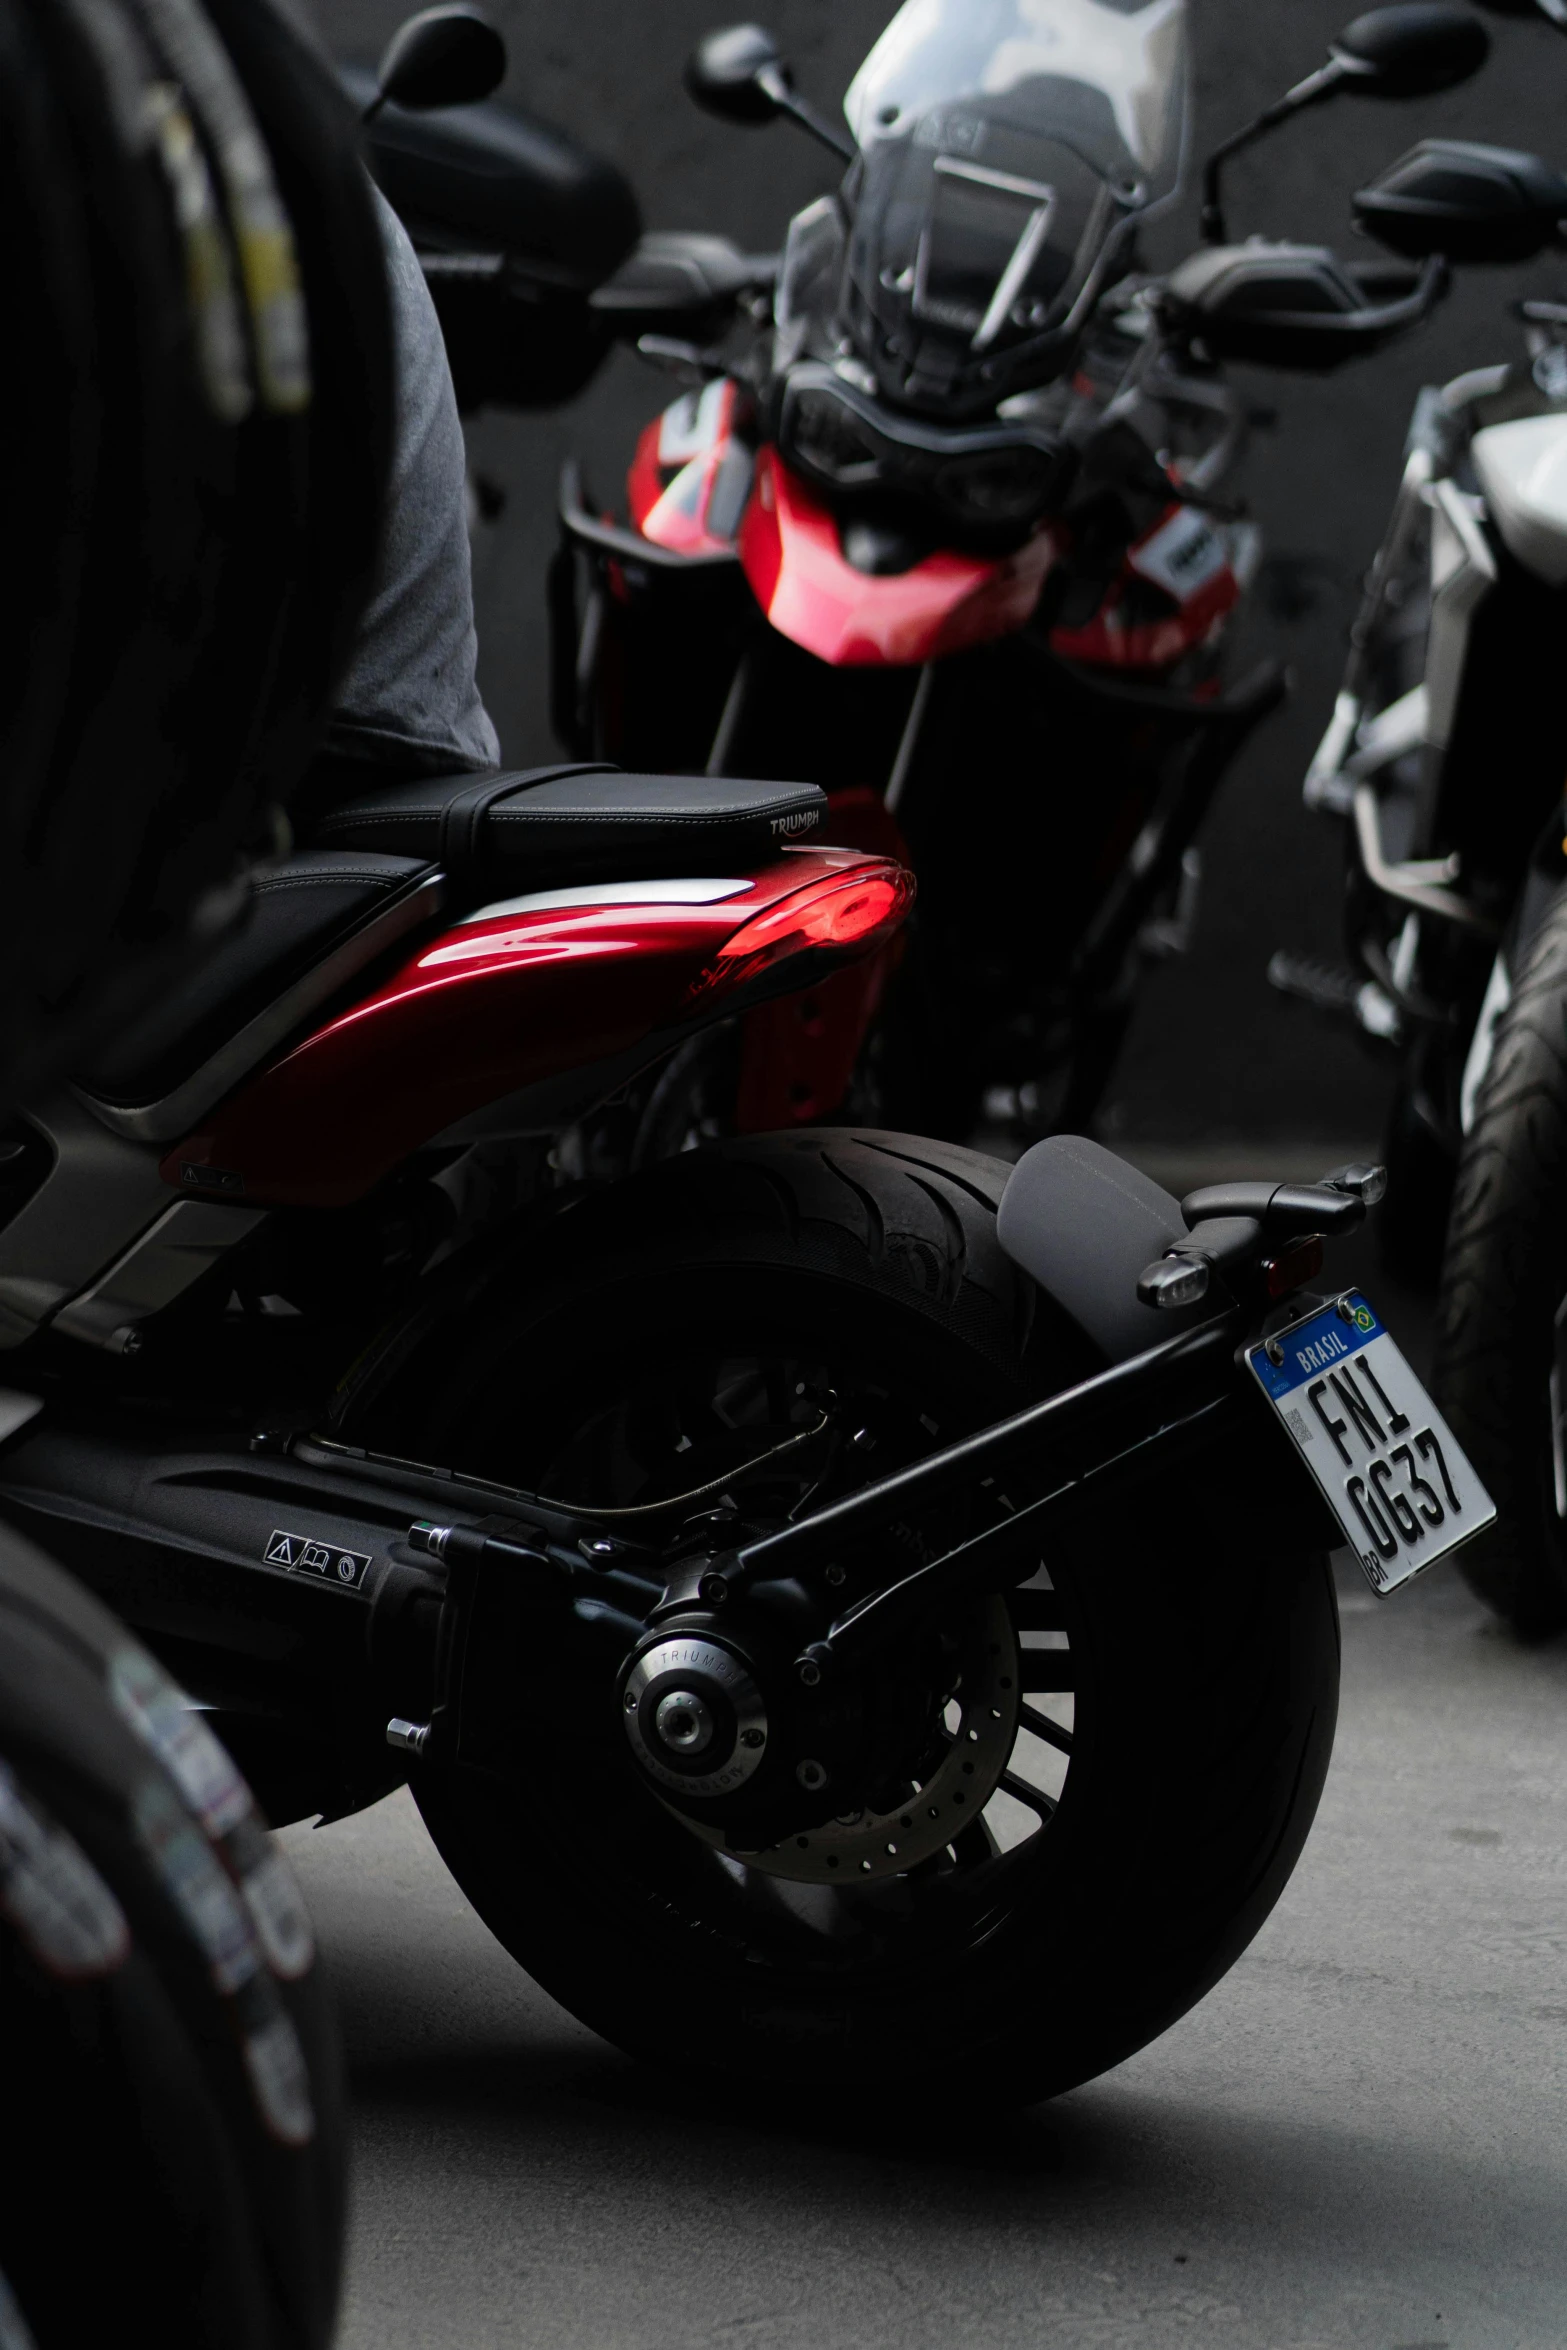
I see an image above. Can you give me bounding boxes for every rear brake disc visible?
[667,1595,1020,1884]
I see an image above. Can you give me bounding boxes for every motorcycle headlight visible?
[933,446,1058,526]
[785,389,886,488]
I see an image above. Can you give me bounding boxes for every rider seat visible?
[305,764,828,887]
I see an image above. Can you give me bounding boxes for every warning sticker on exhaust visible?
[263,1530,372,1590]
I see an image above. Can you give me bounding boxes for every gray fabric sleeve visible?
[327,186,501,775]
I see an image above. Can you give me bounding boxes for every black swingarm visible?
[406,1306,1286,1696]
[0,1261,1328,1820]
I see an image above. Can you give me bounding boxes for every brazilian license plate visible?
[1247,1292,1495,1595]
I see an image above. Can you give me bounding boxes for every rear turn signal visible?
[1264,1233,1324,1299]
[693,863,913,996]
[1137,1253,1210,1310]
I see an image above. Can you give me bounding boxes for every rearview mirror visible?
[1332,4,1492,95]
[1355,138,1567,259]
[1201,4,1489,240]
[685,22,790,124]
[369,4,506,120]
[684,23,855,160]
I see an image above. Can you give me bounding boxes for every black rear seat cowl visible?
[308,765,830,887]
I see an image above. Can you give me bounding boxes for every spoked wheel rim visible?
[471,1324,1079,1981]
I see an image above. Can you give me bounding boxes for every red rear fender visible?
[165,852,911,1208]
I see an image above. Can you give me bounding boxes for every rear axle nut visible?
[622,1635,768,1800]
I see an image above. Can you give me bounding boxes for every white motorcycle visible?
[1268,7,1567,1627]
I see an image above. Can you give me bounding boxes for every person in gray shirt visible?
[323,187,500,780]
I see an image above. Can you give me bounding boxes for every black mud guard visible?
[996,1136,1202,1363]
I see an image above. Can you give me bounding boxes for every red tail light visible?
[1264,1234,1324,1299]
[692,862,914,998]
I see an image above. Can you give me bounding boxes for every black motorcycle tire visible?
[0,1753,272,2350]
[361,1130,1339,2108]
[1434,882,1567,1633]
[0,1538,346,2350]
[0,0,208,1089]
[0,0,394,1099]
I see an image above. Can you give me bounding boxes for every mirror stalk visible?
[755,64,856,163]
[1203,8,1492,243]
[1201,60,1350,242]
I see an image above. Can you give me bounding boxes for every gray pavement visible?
[285,1549,1567,2350]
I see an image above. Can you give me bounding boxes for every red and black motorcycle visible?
[540,0,1487,1139]
[0,1,1497,2119]
[0,735,1497,2107]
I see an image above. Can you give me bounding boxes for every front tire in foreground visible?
[357,1132,1339,2107]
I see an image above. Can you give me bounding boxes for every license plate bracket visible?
[1247,1292,1495,1595]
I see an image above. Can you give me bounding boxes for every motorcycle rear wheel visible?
[376,1131,1339,2107]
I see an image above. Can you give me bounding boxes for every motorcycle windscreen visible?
[844,0,1189,204]
[836,0,1188,406]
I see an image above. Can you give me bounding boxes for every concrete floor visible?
[284,1547,1567,2350]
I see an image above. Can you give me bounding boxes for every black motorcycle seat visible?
[307,765,830,890]
[80,853,439,1116]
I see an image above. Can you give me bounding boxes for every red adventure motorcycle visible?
[351,0,1482,1146]
[538,1,1483,1140]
